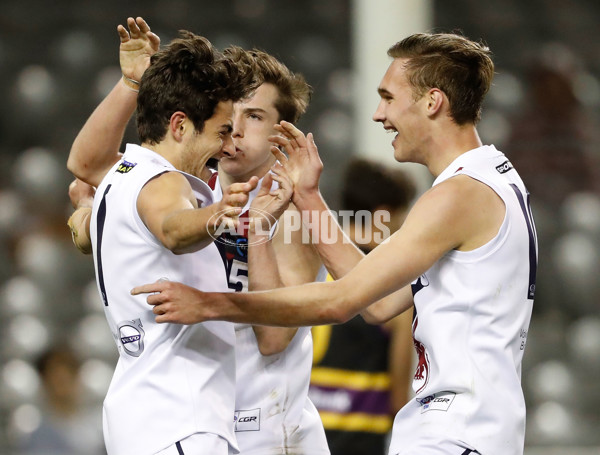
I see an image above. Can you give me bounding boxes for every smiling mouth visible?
[385,128,398,142]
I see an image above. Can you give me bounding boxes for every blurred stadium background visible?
[1,0,600,453]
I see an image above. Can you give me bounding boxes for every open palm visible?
[268,121,323,205]
[118,17,161,82]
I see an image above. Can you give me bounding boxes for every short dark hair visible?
[224,46,312,123]
[388,32,494,125]
[35,344,80,377]
[341,158,416,213]
[137,31,255,144]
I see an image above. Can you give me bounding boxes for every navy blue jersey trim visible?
[175,441,184,454]
[96,184,112,306]
[509,184,538,299]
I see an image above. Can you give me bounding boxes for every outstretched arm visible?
[67,17,160,187]
[131,175,484,325]
[132,154,506,327]
[132,222,422,326]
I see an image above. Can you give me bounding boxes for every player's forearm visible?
[294,191,415,325]
[161,204,220,254]
[293,190,365,279]
[247,232,298,355]
[206,280,359,327]
[360,285,413,325]
[248,232,285,290]
[67,79,137,186]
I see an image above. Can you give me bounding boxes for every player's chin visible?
[393,148,404,162]
[219,159,245,174]
[392,144,410,163]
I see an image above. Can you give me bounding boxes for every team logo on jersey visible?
[116,160,137,174]
[117,318,145,357]
[412,316,430,394]
[413,338,430,393]
[411,274,429,296]
[234,408,261,432]
[417,392,455,413]
[495,160,513,174]
[207,208,278,246]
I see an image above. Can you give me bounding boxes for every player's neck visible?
[426,125,483,177]
[141,141,175,167]
[142,140,184,172]
[199,166,214,183]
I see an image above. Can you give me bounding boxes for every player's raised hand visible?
[131,280,210,324]
[117,17,160,84]
[212,176,259,229]
[268,121,323,205]
[248,169,293,234]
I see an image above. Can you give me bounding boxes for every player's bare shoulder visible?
[434,174,505,251]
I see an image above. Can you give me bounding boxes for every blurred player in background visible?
[309,158,416,455]
[15,344,104,455]
[67,17,329,455]
[134,32,537,455]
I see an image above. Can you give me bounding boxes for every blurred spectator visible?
[309,158,417,455]
[506,45,600,209]
[15,344,104,455]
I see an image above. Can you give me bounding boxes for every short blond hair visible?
[388,33,494,125]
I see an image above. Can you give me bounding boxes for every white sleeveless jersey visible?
[212,175,330,455]
[389,146,536,455]
[90,144,236,455]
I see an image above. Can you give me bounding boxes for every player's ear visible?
[425,89,444,117]
[170,112,188,142]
